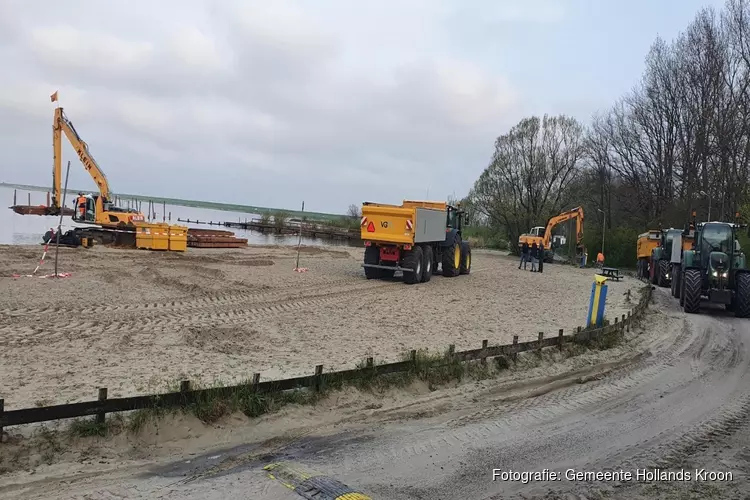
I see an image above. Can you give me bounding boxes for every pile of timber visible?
[10,205,75,216]
[187,228,247,248]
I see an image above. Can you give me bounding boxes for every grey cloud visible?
[0,0,559,211]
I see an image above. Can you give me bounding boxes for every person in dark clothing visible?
[530,242,539,272]
[519,241,530,269]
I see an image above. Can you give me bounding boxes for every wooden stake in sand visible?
[54,161,72,279]
[295,201,305,271]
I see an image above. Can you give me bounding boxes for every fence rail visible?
[0,287,652,434]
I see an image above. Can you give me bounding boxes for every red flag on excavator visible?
[50,91,58,102]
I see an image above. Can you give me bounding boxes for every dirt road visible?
[0,244,639,409]
[2,288,749,499]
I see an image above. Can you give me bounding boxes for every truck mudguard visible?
[682,249,697,269]
[441,228,459,246]
[652,247,666,262]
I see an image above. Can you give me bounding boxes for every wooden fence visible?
[0,286,652,435]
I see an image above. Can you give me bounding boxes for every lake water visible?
[0,186,359,248]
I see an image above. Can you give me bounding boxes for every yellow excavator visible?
[47,102,146,245]
[518,206,585,263]
[50,106,145,226]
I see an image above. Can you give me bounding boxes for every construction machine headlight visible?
[722,271,728,278]
[712,271,718,277]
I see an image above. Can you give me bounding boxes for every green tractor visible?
[678,220,750,317]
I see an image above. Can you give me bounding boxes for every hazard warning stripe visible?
[263,463,372,500]
[406,220,413,230]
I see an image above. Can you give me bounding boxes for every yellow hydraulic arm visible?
[52,106,111,209]
[540,206,584,249]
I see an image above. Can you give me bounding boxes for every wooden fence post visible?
[512,336,518,363]
[314,365,324,392]
[0,398,4,443]
[410,350,417,368]
[627,311,631,332]
[537,332,543,355]
[448,344,455,360]
[252,373,260,391]
[97,388,107,425]
[366,357,374,369]
[180,380,191,393]
[558,329,564,351]
[481,340,488,366]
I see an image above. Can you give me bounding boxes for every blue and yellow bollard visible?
[587,274,608,327]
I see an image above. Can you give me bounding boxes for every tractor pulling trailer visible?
[359,200,471,284]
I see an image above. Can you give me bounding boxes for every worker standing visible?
[519,241,530,270]
[76,193,86,221]
[597,251,605,269]
[530,242,539,272]
[539,243,544,273]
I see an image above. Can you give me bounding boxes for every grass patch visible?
[69,418,109,438]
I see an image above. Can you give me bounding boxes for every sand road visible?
[2,290,750,499]
[0,243,640,410]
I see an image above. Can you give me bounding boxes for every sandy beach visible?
[0,243,642,409]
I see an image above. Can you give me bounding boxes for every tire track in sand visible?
[0,279,399,347]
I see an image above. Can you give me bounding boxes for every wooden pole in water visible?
[54,161,71,279]
[163,201,166,222]
[13,189,16,205]
[28,192,31,206]
[295,201,305,270]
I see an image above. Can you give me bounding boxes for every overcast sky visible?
[0,0,724,214]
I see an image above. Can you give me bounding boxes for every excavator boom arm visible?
[53,107,111,204]
[542,207,584,248]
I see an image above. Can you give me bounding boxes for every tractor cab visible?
[698,222,737,276]
[446,204,464,233]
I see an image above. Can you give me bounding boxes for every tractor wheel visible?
[683,269,702,314]
[364,245,383,279]
[657,260,669,287]
[671,264,681,299]
[459,241,471,275]
[442,237,461,277]
[421,245,433,283]
[402,245,424,285]
[735,272,750,318]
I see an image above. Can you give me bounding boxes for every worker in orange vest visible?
[596,251,605,268]
[76,194,86,221]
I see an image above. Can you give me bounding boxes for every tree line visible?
[466,0,750,267]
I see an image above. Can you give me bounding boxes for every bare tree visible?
[470,114,585,250]
[347,204,361,219]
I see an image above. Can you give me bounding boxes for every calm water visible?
[0,187,359,248]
